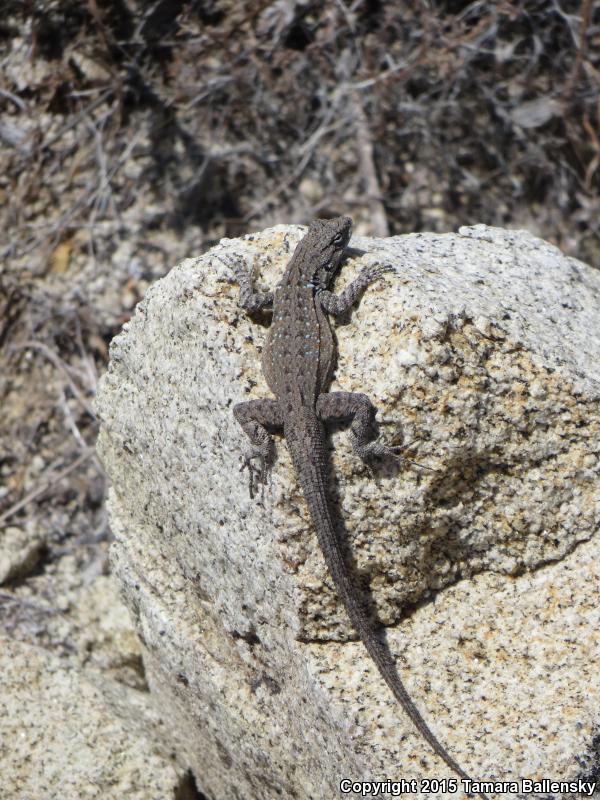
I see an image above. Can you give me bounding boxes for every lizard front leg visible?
[219,251,274,312]
[319,263,393,315]
[233,398,283,497]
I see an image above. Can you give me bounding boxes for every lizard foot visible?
[357,262,396,285]
[240,441,274,499]
[355,436,438,474]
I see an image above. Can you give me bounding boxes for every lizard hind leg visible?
[233,398,283,498]
[316,391,431,470]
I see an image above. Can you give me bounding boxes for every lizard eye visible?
[333,233,345,245]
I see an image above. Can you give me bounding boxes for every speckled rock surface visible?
[96,224,600,800]
[0,638,188,800]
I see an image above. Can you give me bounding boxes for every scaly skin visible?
[233,217,488,799]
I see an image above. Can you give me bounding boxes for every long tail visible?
[286,420,488,800]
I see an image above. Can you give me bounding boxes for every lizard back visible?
[262,283,335,404]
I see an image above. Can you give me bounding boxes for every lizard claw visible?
[388,445,438,473]
[240,442,273,499]
[357,436,438,473]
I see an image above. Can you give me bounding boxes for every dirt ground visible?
[0,1,598,794]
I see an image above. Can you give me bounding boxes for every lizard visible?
[231,216,488,799]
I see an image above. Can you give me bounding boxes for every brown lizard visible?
[232,216,488,799]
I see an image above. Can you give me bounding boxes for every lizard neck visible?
[280,242,321,291]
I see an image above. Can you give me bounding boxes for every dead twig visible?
[0,449,96,527]
[561,0,593,107]
[351,91,389,237]
[13,340,96,418]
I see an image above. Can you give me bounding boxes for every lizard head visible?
[302,216,353,290]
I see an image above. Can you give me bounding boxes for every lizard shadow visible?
[304,433,514,643]
[418,445,545,576]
